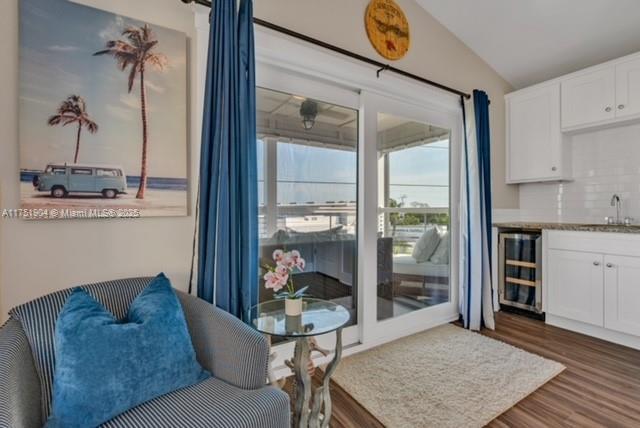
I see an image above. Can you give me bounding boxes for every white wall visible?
[0,0,200,322]
[519,123,640,223]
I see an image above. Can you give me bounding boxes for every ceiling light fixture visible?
[300,99,319,130]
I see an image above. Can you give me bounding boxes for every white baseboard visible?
[546,314,640,350]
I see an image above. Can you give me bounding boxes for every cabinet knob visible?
[618,104,625,110]
[551,166,557,172]
[593,261,600,266]
[605,106,612,112]
[606,263,614,268]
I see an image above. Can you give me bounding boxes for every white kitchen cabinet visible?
[505,52,640,185]
[561,67,616,129]
[615,57,640,119]
[545,231,640,349]
[604,254,640,336]
[506,84,567,183]
[547,248,604,327]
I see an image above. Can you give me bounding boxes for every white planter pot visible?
[285,298,303,316]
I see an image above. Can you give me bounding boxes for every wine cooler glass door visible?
[499,233,542,313]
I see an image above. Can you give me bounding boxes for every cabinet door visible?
[507,84,562,182]
[547,249,604,326]
[615,58,640,119]
[561,68,615,129]
[604,255,640,336]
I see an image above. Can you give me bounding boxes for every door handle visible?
[606,263,614,268]
[593,261,600,266]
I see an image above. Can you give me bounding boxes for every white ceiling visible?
[416,0,640,89]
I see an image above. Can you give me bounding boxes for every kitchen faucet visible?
[610,194,622,224]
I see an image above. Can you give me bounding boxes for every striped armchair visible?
[0,277,290,428]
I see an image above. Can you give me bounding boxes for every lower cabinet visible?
[547,249,604,327]
[604,255,640,336]
[546,234,640,341]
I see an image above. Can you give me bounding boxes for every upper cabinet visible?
[561,56,640,131]
[506,84,566,183]
[506,51,640,184]
[615,57,640,119]
[561,68,616,129]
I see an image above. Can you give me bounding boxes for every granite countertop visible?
[493,222,640,234]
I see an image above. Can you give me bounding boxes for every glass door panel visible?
[501,235,540,309]
[376,113,451,321]
[256,87,358,331]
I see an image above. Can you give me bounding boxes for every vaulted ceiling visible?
[416,0,640,89]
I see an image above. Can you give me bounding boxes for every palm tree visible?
[94,24,167,199]
[48,95,98,163]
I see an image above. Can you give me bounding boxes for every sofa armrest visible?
[0,318,42,428]
[177,292,269,390]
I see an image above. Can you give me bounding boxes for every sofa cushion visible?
[9,277,153,423]
[101,377,290,428]
[45,273,209,428]
[411,227,441,263]
[430,231,450,264]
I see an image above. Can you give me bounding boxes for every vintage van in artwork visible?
[32,163,127,198]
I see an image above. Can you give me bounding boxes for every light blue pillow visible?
[412,227,441,263]
[45,273,210,428]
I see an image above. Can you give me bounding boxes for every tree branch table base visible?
[289,329,342,428]
[249,299,350,428]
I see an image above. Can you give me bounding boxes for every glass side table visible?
[249,298,350,428]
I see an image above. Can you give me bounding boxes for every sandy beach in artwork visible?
[20,182,188,217]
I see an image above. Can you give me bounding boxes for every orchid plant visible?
[263,249,309,300]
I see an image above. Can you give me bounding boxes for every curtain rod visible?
[180,0,472,100]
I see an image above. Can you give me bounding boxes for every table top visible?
[249,298,350,338]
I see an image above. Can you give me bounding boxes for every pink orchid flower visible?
[264,248,305,295]
[282,253,296,269]
[275,264,288,276]
[277,273,289,286]
[263,271,283,291]
[272,249,284,262]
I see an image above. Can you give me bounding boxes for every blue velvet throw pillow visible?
[45,273,210,428]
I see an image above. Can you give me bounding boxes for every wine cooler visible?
[498,232,542,314]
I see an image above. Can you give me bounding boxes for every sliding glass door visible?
[376,113,451,321]
[361,92,460,343]
[255,65,461,351]
[255,70,360,348]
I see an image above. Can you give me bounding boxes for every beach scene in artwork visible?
[19,0,188,218]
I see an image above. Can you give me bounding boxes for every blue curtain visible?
[197,0,258,320]
[474,90,493,262]
[459,90,495,330]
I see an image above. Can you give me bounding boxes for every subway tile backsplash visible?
[519,123,640,224]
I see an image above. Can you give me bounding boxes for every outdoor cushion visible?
[411,227,441,262]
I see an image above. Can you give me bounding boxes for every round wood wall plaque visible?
[365,0,410,61]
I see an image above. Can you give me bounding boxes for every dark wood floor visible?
[289,312,640,427]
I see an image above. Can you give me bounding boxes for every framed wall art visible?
[19,0,189,218]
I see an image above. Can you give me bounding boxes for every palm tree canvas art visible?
[94,25,168,200]
[48,95,99,164]
[19,0,188,218]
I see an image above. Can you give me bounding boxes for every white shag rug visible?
[332,324,564,428]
